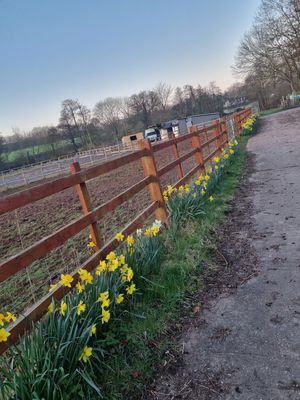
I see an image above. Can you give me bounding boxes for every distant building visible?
[160,113,220,140]
[121,132,144,146]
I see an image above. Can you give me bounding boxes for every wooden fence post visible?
[138,139,168,225]
[190,127,205,176]
[220,116,228,146]
[172,140,184,179]
[70,161,102,249]
[234,113,240,137]
[212,119,222,155]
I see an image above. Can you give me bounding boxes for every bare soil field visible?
[0,139,214,315]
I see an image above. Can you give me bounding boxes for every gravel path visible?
[146,108,300,400]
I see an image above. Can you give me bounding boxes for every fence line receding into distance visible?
[0,108,252,354]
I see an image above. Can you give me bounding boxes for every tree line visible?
[233,0,300,109]
[2,0,299,170]
[0,82,230,170]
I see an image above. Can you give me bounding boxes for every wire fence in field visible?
[0,142,139,192]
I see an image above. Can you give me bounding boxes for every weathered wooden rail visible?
[0,108,252,354]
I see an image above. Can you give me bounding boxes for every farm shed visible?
[186,112,220,129]
[121,132,144,145]
[160,113,220,140]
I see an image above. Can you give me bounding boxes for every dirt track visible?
[145,108,300,399]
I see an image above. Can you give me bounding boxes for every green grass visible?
[5,138,82,163]
[97,137,249,400]
[259,107,284,118]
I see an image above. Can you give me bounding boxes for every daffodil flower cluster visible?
[0,311,16,343]
[44,221,163,368]
[241,114,258,134]
[163,140,239,221]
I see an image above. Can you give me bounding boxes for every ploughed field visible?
[0,139,213,315]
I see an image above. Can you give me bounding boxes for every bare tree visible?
[93,97,123,143]
[75,101,93,147]
[59,100,79,152]
[128,90,160,128]
[235,0,300,93]
[155,82,173,110]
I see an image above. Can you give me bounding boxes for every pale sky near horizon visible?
[0,0,260,135]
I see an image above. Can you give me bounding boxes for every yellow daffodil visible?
[98,291,109,301]
[152,225,159,236]
[209,195,214,202]
[118,255,125,265]
[108,259,119,272]
[120,264,129,274]
[89,324,97,337]
[230,149,234,155]
[213,156,220,163]
[126,283,136,295]
[96,260,107,276]
[101,309,111,324]
[195,179,201,185]
[115,232,124,242]
[106,251,116,262]
[0,328,10,343]
[167,185,174,195]
[207,167,212,174]
[184,184,190,193]
[127,267,134,282]
[5,312,16,323]
[47,303,54,314]
[224,154,229,159]
[179,185,185,192]
[77,300,86,316]
[0,313,5,327]
[79,346,93,363]
[204,175,210,181]
[203,182,207,189]
[49,283,58,293]
[60,274,73,288]
[201,189,206,195]
[144,227,153,237]
[76,282,85,294]
[78,269,93,284]
[60,300,67,316]
[215,165,219,170]
[98,291,110,308]
[88,241,96,248]
[127,235,135,247]
[116,293,124,304]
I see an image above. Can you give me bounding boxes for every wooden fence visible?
[0,108,252,354]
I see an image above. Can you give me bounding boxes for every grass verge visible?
[98,136,249,400]
[259,107,284,117]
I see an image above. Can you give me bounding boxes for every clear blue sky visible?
[0,0,260,135]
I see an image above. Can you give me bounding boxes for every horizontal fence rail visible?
[0,108,252,354]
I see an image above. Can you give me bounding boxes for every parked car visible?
[144,128,161,142]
